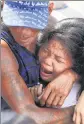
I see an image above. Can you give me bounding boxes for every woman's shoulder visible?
[1,23,15,45]
[1,39,19,72]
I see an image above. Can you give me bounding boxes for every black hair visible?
[37,18,84,94]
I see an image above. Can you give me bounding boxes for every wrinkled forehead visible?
[43,39,66,50]
[40,39,71,57]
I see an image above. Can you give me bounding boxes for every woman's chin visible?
[40,75,52,82]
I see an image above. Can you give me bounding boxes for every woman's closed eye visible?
[55,55,65,63]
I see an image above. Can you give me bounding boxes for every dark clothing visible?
[1,23,40,109]
[1,23,40,87]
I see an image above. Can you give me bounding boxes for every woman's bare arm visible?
[1,40,35,112]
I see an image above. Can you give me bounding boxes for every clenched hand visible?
[39,69,78,107]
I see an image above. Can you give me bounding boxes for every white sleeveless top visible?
[60,82,81,108]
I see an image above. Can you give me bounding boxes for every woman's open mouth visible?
[40,66,53,78]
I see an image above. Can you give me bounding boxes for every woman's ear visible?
[48,2,54,14]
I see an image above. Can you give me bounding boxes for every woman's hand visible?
[39,69,78,107]
[29,84,43,102]
[73,91,84,124]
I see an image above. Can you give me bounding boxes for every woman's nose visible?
[44,57,53,66]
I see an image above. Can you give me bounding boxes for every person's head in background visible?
[2,0,55,53]
[37,18,84,93]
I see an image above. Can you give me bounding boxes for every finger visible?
[34,86,38,98]
[38,84,43,96]
[31,87,35,100]
[38,91,44,100]
[81,113,84,124]
[73,112,76,122]
[58,96,66,106]
[52,96,61,107]
[28,88,31,92]
[46,91,56,107]
[76,113,81,124]
[40,87,52,106]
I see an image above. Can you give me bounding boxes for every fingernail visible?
[57,105,61,108]
[52,105,56,108]
[46,104,50,107]
[40,103,45,107]
[40,101,45,106]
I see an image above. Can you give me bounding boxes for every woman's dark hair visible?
[37,18,84,94]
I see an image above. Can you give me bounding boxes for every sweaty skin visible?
[1,39,74,124]
[38,40,78,107]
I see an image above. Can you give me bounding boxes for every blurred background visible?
[51,1,84,21]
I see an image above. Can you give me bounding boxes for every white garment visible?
[61,82,81,108]
[1,110,16,124]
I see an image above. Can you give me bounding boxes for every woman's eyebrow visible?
[55,54,65,61]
